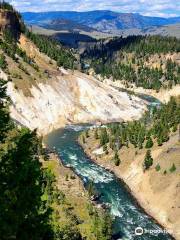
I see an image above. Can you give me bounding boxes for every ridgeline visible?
[81,36,180,91]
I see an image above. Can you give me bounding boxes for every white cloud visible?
[7,0,180,18]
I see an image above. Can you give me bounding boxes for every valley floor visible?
[79,131,180,240]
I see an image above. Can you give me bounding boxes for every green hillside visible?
[81,35,180,91]
[0,4,112,240]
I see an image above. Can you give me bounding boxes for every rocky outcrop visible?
[2,34,146,135]
[7,70,147,135]
[0,9,21,39]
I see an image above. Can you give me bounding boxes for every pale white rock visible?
[7,71,147,135]
[0,69,8,81]
[104,78,180,103]
[92,147,104,155]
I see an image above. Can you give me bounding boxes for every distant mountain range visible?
[22,10,180,33]
[44,19,94,32]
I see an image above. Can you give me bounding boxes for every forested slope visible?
[79,97,180,239]
[81,96,180,162]
[0,2,113,239]
[81,35,180,91]
[0,75,112,240]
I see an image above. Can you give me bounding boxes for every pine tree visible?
[0,54,7,70]
[100,128,109,146]
[145,137,153,148]
[155,163,161,171]
[113,151,121,166]
[157,135,163,146]
[0,78,11,142]
[143,150,153,170]
[170,163,176,173]
[0,72,53,239]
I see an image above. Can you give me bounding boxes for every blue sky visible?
[8,0,179,18]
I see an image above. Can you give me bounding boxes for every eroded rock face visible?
[7,70,147,135]
[3,34,146,135]
[0,10,21,39]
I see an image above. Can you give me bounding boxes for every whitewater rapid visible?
[45,125,173,240]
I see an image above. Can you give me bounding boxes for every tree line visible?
[81,35,180,91]
[99,97,179,151]
[0,73,54,238]
[83,97,180,169]
[25,30,77,70]
[0,1,77,71]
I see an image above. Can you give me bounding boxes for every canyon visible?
[0,4,179,240]
[4,34,147,135]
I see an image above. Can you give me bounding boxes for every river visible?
[45,121,173,240]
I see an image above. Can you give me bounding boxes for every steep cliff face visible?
[104,79,180,103]
[2,34,146,135]
[7,70,146,135]
[0,9,21,39]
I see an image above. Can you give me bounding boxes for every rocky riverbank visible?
[42,148,112,240]
[78,130,180,240]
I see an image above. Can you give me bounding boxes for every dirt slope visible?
[4,34,147,135]
[80,131,180,239]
